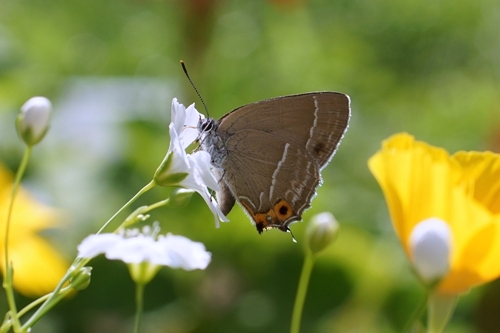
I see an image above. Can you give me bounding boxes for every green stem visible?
[402,291,428,333]
[21,268,76,330]
[22,181,156,330]
[18,285,71,318]
[121,198,171,229]
[144,197,169,212]
[0,312,12,333]
[96,180,156,235]
[427,292,457,333]
[290,252,315,333]
[133,282,145,333]
[3,146,32,332]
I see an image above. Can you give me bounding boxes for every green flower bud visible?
[16,96,52,146]
[305,212,339,255]
[69,267,92,291]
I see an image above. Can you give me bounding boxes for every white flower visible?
[154,122,228,226]
[16,96,52,146]
[170,98,203,149]
[409,218,452,284]
[77,224,212,272]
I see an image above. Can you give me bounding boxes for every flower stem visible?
[145,197,170,212]
[21,181,156,330]
[21,269,74,330]
[3,146,32,332]
[96,180,156,235]
[427,291,457,333]
[290,252,315,333]
[134,282,145,333]
[402,291,428,333]
[18,285,72,318]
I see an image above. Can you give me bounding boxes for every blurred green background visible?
[1,0,500,332]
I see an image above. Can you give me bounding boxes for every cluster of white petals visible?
[78,224,211,271]
[155,99,228,227]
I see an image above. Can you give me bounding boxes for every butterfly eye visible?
[200,119,214,133]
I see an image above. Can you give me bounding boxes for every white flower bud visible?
[305,212,339,254]
[409,218,451,285]
[16,96,52,146]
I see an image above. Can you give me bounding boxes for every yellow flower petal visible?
[369,133,500,294]
[5,236,68,296]
[453,151,500,214]
[439,219,500,293]
[0,163,68,296]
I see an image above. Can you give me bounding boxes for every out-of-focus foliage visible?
[0,0,499,332]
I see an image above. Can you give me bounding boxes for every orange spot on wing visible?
[241,199,295,234]
[273,199,293,220]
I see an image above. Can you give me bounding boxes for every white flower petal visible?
[178,169,228,226]
[160,234,211,270]
[185,103,203,127]
[179,103,203,148]
[105,235,165,264]
[77,233,123,259]
[170,98,186,136]
[170,98,203,149]
[77,228,212,272]
[409,218,452,283]
[189,151,220,191]
[174,147,227,225]
[197,187,229,226]
[167,124,190,173]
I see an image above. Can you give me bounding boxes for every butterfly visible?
[197,92,350,234]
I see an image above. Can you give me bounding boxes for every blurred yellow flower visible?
[368,133,500,294]
[0,163,68,296]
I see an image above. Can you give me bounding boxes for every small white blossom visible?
[16,96,52,145]
[77,224,211,271]
[154,99,229,227]
[170,98,203,149]
[409,217,452,284]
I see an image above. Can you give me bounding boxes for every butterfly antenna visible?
[180,60,210,118]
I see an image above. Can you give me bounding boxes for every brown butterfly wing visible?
[215,92,350,233]
[218,92,350,167]
[220,130,321,233]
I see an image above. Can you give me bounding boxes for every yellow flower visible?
[368,133,500,294]
[0,163,68,296]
